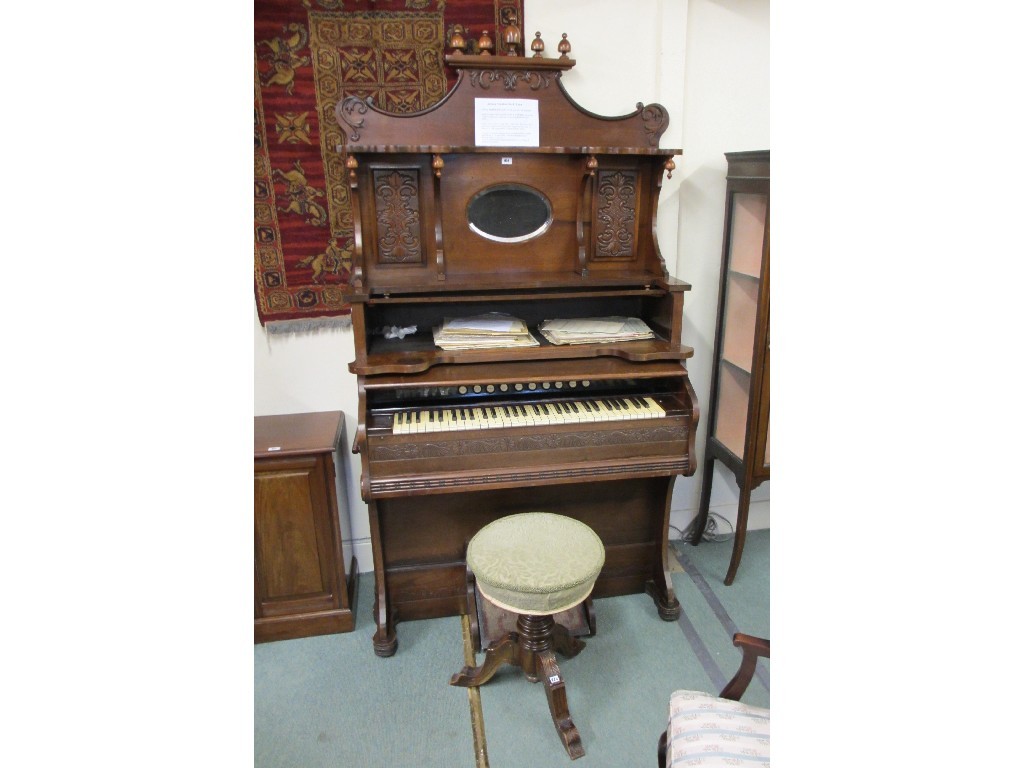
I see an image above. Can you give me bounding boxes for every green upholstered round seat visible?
[467,512,606,615]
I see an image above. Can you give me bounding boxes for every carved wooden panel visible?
[369,457,689,495]
[593,169,639,260]
[254,466,325,598]
[370,424,687,461]
[468,68,556,92]
[372,167,424,265]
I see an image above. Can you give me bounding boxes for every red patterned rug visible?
[255,0,524,330]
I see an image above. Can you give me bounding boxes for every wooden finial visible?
[449,24,466,55]
[503,21,522,56]
[558,33,571,59]
[531,31,545,58]
[478,30,494,56]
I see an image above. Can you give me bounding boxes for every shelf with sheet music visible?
[349,282,693,375]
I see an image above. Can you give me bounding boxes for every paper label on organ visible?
[475,98,539,147]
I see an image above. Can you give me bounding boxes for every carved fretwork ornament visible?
[337,95,372,143]
[469,69,553,91]
[639,103,668,146]
[373,169,422,264]
[369,425,689,461]
[594,170,638,259]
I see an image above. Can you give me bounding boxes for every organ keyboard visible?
[336,47,698,657]
[391,395,667,434]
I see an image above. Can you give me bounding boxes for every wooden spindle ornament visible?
[558,33,571,59]
[531,32,545,58]
[478,30,494,56]
[503,21,522,56]
[449,24,466,55]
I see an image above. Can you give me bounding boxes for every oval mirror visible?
[467,184,552,243]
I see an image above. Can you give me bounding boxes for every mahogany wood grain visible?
[450,610,588,760]
[336,51,696,655]
[254,412,357,642]
[719,633,770,701]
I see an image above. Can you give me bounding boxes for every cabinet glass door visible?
[712,191,767,460]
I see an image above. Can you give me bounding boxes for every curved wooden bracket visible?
[432,154,446,281]
[639,102,669,146]
[576,154,598,276]
[719,633,770,701]
[345,155,365,290]
[336,95,372,143]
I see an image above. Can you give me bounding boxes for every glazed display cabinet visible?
[690,150,769,585]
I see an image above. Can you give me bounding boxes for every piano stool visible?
[449,512,605,760]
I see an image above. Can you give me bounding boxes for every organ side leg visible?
[646,475,681,620]
[367,500,398,656]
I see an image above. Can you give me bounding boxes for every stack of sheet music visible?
[433,313,539,350]
[537,316,656,345]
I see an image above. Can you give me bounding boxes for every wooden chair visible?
[658,633,769,767]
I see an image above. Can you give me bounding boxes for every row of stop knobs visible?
[454,380,592,394]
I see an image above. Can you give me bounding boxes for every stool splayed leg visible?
[448,512,605,761]
[451,612,586,758]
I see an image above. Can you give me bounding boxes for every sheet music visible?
[538,316,655,345]
[433,313,539,350]
[444,314,521,334]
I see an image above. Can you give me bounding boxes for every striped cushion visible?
[665,690,770,767]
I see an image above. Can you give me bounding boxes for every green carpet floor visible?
[255,530,769,767]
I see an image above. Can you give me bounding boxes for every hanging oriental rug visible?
[254,0,524,331]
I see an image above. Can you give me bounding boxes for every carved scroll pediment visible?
[468,69,554,92]
[638,103,668,146]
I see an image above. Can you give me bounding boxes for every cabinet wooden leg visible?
[725,484,751,586]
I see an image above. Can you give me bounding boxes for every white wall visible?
[254,0,770,571]
[673,0,771,534]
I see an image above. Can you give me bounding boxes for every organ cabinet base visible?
[254,411,358,643]
[367,475,685,657]
[337,48,698,655]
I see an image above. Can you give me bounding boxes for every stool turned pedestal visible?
[449,512,605,760]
